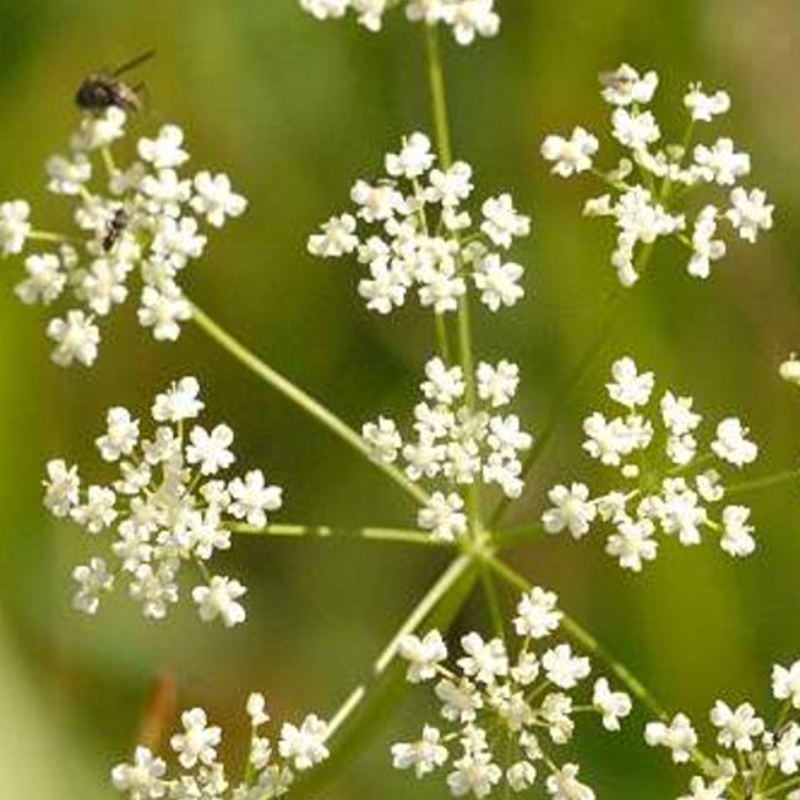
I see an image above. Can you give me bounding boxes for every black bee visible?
[75,50,155,113]
[103,208,129,252]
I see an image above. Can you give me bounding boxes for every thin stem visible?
[189,301,429,506]
[326,554,473,737]
[424,24,453,169]
[480,568,507,641]
[727,467,800,497]
[28,230,77,245]
[435,312,452,362]
[230,522,447,548]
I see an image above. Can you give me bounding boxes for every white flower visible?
[606,517,658,572]
[169,708,222,769]
[726,187,774,243]
[542,484,596,539]
[506,760,536,792]
[592,678,632,731]
[514,587,562,639]
[386,132,435,178]
[542,644,591,690]
[693,138,750,186]
[458,633,509,685]
[476,360,519,408]
[427,162,474,206]
[46,154,92,195]
[187,424,236,475]
[678,776,728,800]
[418,491,468,541]
[687,206,726,279]
[363,416,403,463]
[720,505,755,557]
[47,309,100,367]
[711,418,758,467]
[151,376,204,422]
[600,64,659,106]
[137,284,192,342]
[447,748,503,798]
[684,84,731,122]
[709,701,764,751]
[422,357,466,404]
[246,692,270,727]
[473,253,524,311]
[399,630,448,683]
[770,723,800,774]
[15,253,67,305]
[645,713,698,763]
[780,355,800,387]
[97,407,140,462]
[606,357,654,409]
[541,128,599,177]
[138,125,190,170]
[192,575,247,627]
[308,213,359,257]
[0,199,32,254]
[278,714,330,771]
[44,458,81,517]
[481,194,530,249]
[773,661,800,708]
[72,557,114,614]
[71,485,118,533]
[111,746,167,800]
[228,470,283,528]
[611,108,661,151]
[391,725,449,777]
[191,171,248,227]
[546,763,595,800]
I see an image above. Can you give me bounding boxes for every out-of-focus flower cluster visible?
[112,693,329,800]
[645,659,800,800]
[541,63,774,286]
[542,357,759,571]
[308,132,530,316]
[363,356,532,540]
[44,376,283,625]
[299,0,500,45]
[1,109,246,367]
[392,586,631,798]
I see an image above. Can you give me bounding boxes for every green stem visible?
[727,467,800,497]
[189,301,429,506]
[480,568,507,641]
[424,24,453,169]
[435,312,452,362]
[230,522,446,548]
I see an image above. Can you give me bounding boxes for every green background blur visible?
[1,0,800,797]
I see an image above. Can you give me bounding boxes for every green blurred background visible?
[1,0,800,797]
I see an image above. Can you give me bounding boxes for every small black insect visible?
[103,208,129,253]
[75,50,155,114]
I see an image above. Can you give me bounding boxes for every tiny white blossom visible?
[278,714,330,771]
[711,418,758,467]
[773,661,800,708]
[645,713,698,763]
[541,128,599,177]
[391,725,449,777]
[399,630,448,683]
[192,575,247,627]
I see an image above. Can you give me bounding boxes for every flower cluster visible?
[392,586,632,798]
[308,131,530,316]
[44,376,283,625]
[112,693,329,800]
[645,660,800,800]
[2,109,246,367]
[363,356,532,539]
[299,0,500,45]
[542,357,759,571]
[541,63,774,286]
